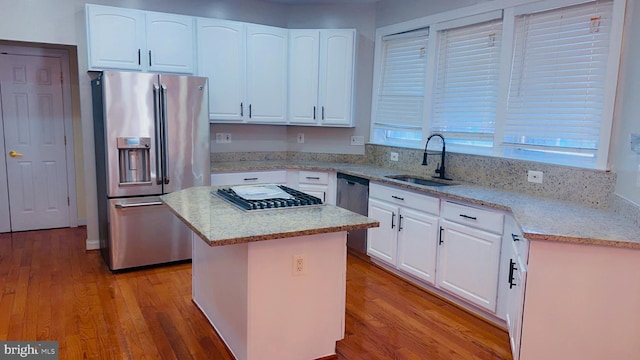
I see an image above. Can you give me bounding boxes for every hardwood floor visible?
[0,227,512,359]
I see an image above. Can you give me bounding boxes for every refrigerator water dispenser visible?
[117,137,151,185]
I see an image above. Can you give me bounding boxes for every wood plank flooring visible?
[0,227,511,359]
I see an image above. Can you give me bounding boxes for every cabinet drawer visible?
[211,170,288,186]
[442,201,504,234]
[298,170,329,184]
[370,182,439,215]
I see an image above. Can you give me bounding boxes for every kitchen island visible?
[161,186,379,360]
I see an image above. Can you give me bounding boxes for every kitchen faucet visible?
[422,133,450,180]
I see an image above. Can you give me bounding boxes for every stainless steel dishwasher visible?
[336,173,369,254]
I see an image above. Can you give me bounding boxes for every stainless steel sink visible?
[385,175,456,187]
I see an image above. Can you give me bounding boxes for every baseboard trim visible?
[86,238,99,251]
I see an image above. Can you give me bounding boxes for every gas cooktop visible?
[214,185,323,211]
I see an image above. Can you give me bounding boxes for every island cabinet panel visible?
[519,240,640,360]
[192,232,347,360]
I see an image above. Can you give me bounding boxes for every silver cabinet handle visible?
[115,201,163,208]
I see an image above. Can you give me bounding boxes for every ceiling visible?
[262,0,381,3]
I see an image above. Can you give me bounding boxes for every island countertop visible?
[160,186,379,246]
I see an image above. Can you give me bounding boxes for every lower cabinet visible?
[290,170,336,205]
[367,183,507,318]
[211,170,287,186]
[503,216,528,360]
[367,183,440,285]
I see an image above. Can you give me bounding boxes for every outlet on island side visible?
[297,133,305,143]
[390,152,399,161]
[292,254,306,276]
[527,170,543,184]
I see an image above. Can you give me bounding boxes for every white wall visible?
[611,0,640,206]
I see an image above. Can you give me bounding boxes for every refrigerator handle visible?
[153,83,163,185]
[161,84,170,185]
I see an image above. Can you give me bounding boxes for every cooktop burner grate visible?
[214,185,323,211]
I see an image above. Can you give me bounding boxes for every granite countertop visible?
[212,160,640,250]
[161,186,379,246]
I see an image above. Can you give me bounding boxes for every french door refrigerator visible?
[92,70,209,270]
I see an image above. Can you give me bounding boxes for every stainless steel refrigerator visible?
[92,70,210,270]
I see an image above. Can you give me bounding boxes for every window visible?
[503,0,615,167]
[370,0,624,169]
[431,17,503,152]
[372,29,428,147]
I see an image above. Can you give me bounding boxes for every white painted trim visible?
[0,44,80,228]
[86,238,100,250]
[370,0,626,170]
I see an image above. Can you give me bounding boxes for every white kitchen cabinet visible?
[246,24,288,124]
[86,4,194,73]
[145,13,195,74]
[211,170,287,186]
[86,5,145,71]
[199,21,287,124]
[290,170,336,205]
[438,201,504,313]
[367,183,440,284]
[197,18,246,122]
[288,29,355,127]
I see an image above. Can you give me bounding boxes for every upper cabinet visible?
[197,20,288,124]
[289,29,355,127]
[197,18,246,121]
[86,4,195,74]
[245,24,288,124]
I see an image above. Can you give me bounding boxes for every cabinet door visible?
[438,220,502,312]
[86,5,145,71]
[318,30,355,127]
[506,255,527,360]
[197,18,246,122]
[367,198,397,266]
[396,208,439,285]
[246,25,288,124]
[146,13,195,74]
[288,30,320,125]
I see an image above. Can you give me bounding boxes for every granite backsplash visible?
[212,144,619,210]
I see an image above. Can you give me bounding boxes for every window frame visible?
[369,0,626,170]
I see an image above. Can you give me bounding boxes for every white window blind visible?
[504,0,613,165]
[431,19,503,149]
[373,29,429,140]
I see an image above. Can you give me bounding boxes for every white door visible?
[0,53,70,231]
[437,220,502,312]
[146,12,195,74]
[396,208,439,285]
[288,30,320,124]
[246,24,288,124]
[197,18,246,122]
[85,4,145,71]
[366,198,397,266]
[318,29,355,126]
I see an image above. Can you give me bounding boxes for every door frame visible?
[0,44,78,229]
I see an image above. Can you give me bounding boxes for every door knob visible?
[9,151,23,158]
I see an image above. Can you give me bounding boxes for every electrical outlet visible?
[527,170,543,184]
[223,133,232,143]
[350,136,365,146]
[390,152,399,161]
[297,133,304,143]
[292,254,306,276]
[215,133,224,143]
